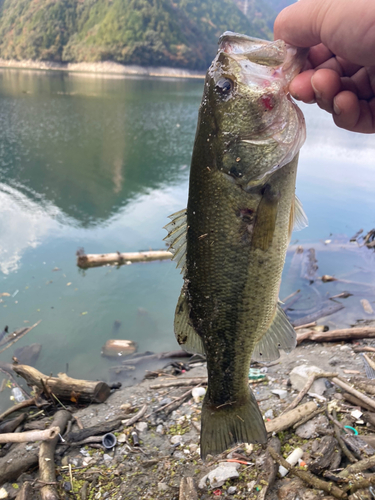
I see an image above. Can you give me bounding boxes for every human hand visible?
[274,0,375,133]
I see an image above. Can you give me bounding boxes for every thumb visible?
[274,0,375,67]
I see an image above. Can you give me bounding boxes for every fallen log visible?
[0,442,39,485]
[13,364,110,404]
[0,414,26,434]
[39,410,71,500]
[292,303,344,328]
[265,402,318,434]
[15,482,32,500]
[77,250,173,269]
[0,427,59,444]
[65,417,123,443]
[297,327,375,344]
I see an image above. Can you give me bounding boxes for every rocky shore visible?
[1,334,375,500]
[0,59,205,79]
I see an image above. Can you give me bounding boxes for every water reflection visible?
[0,69,202,226]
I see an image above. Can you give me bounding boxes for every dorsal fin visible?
[252,304,296,362]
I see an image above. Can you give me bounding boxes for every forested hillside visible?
[0,0,275,69]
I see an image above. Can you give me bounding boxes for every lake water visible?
[0,69,375,410]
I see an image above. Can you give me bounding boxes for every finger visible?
[274,0,375,67]
[307,44,334,68]
[348,67,375,100]
[274,0,329,47]
[333,91,375,133]
[289,70,316,102]
[311,69,341,112]
[315,57,363,78]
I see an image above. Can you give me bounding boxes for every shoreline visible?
[0,58,205,79]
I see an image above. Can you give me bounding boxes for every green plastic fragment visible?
[248,368,266,380]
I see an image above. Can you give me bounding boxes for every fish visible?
[164,32,308,459]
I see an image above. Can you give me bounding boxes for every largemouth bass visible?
[164,32,308,459]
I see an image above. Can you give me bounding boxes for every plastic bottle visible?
[11,387,25,403]
[279,448,304,477]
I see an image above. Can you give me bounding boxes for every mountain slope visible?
[0,0,273,69]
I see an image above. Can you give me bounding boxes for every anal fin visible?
[252,304,296,362]
[174,290,205,355]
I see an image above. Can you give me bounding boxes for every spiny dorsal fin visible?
[252,303,296,362]
[174,290,205,355]
[289,195,308,238]
[163,208,187,274]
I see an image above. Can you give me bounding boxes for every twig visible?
[0,320,41,355]
[0,397,49,422]
[329,410,357,464]
[338,454,375,478]
[123,404,148,426]
[150,378,207,389]
[145,386,197,418]
[294,321,317,331]
[266,402,318,434]
[332,377,375,412]
[292,405,326,429]
[353,346,375,353]
[0,427,60,443]
[347,475,375,493]
[267,446,346,499]
[298,327,375,344]
[281,289,301,304]
[283,372,337,413]
[363,353,375,371]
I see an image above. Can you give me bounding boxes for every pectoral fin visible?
[252,304,296,362]
[288,195,308,238]
[163,208,187,274]
[252,184,279,251]
[174,290,205,355]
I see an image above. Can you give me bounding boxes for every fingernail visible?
[307,99,316,104]
[333,100,341,115]
[311,79,322,100]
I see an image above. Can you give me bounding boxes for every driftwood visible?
[341,434,375,460]
[342,392,375,412]
[0,397,49,422]
[292,303,344,328]
[123,404,147,426]
[338,454,375,478]
[257,437,281,500]
[39,410,71,500]
[363,412,375,427]
[0,361,30,399]
[179,477,198,500]
[283,371,337,412]
[265,402,318,434]
[13,364,110,404]
[77,250,173,269]
[121,350,191,366]
[332,377,375,412]
[353,346,375,353]
[0,442,39,485]
[65,417,123,443]
[15,482,32,500]
[0,427,59,444]
[297,327,375,344]
[0,321,41,354]
[268,446,346,499]
[150,378,207,389]
[308,436,341,475]
[0,414,26,434]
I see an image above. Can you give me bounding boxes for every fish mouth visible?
[218,31,308,85]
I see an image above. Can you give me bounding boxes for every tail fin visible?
[200,388,267,459]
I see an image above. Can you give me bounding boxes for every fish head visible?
[204,32,308,184]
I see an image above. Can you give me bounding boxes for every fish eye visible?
[215,78,233,96]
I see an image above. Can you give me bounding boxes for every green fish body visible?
[165,32,308,459]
